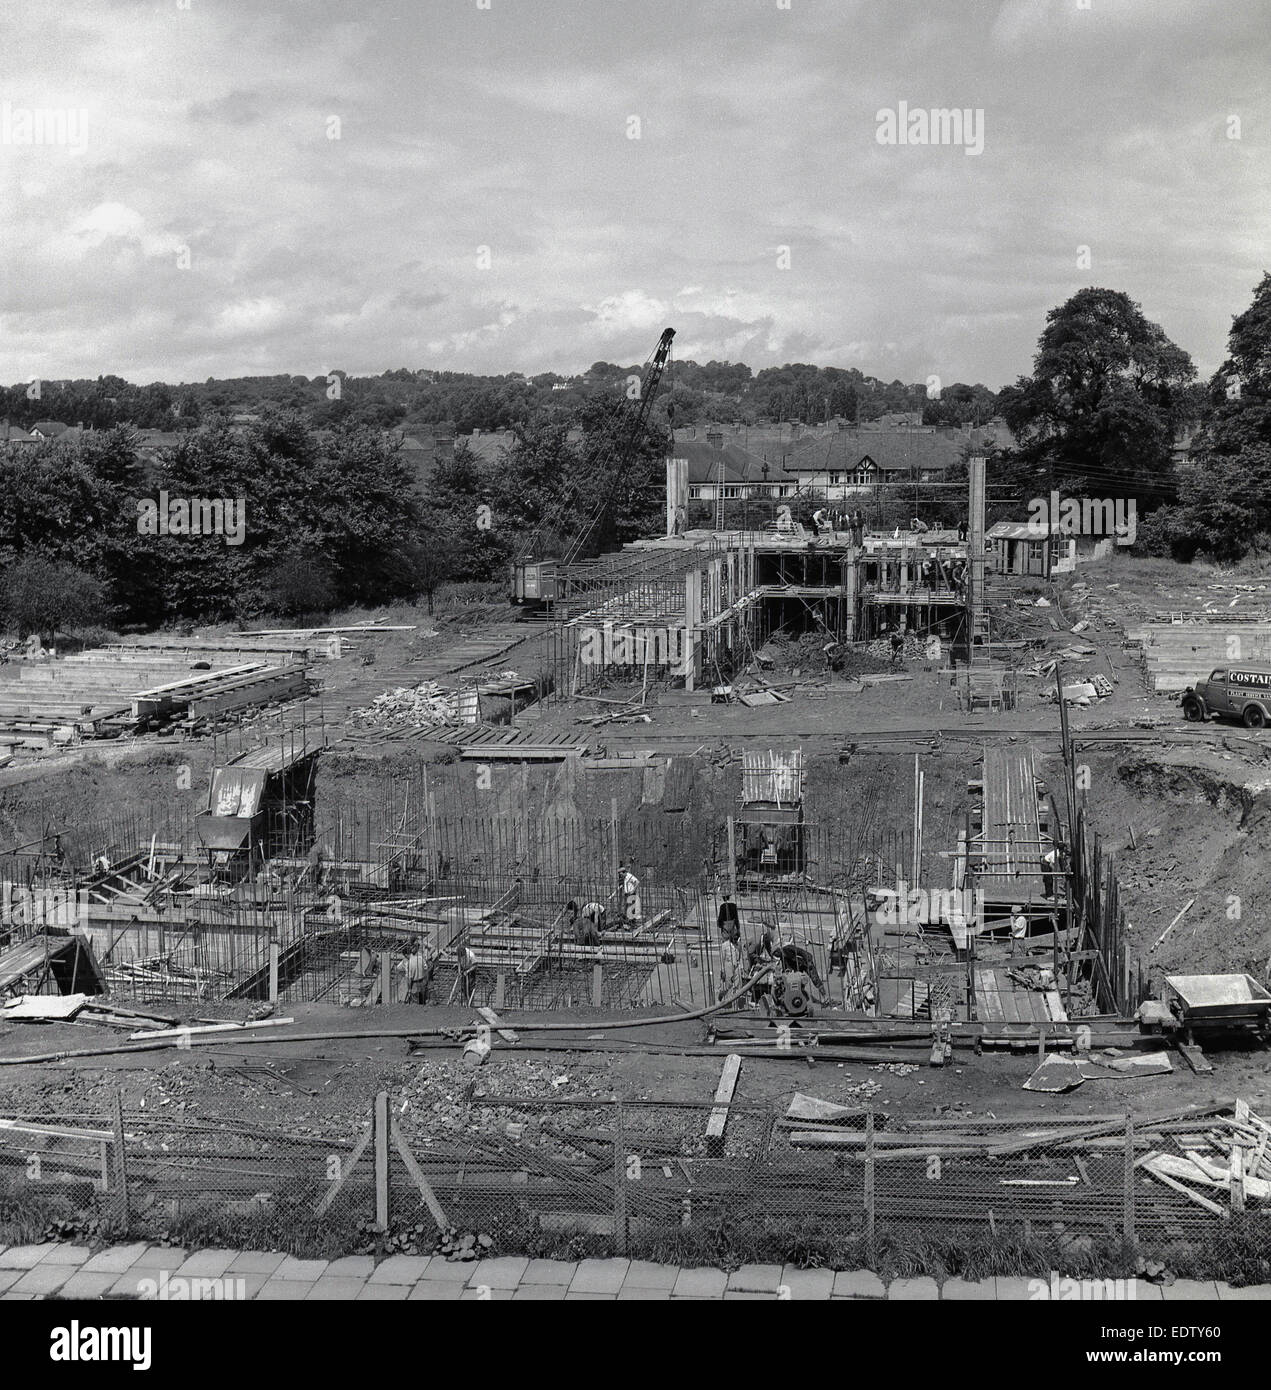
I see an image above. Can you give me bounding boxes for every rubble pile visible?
[863,634,927,662]
[348,680,459,729]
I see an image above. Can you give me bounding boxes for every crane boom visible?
[561,326,675,566]
[510,326,675,610]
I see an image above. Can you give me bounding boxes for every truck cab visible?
[1182,666,1271,728]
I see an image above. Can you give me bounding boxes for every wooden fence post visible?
[1123,1111,1136,1246]
[613,1097,628,1255]
[111,1089,129,1228]
[379,952,392,1006]
[375,1091,390,1231]
[864,1111,876,1260]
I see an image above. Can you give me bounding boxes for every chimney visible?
[706,427,723,450]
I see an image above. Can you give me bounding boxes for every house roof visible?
[783,428,963,475]
[133,430,186,450]
[672,439,800,485]
[1,425,39,444]
[30,420,70,435]
[988,521,1055,541]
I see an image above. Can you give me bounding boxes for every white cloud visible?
[0,0,1265,386]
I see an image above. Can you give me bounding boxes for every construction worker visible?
[890,629,905,667]
[1009,905,1028,940]
[1041,845,1059,900]
[401,936,432,1005]
[716,893,740,938]
[957,520,969,542]
[618,862,642,925]
[746,928,776,1011]
[566,900,604,946]
[457,944,478,1004]
[718,931,743,1006]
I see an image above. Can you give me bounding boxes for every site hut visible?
[987,517,1120,579]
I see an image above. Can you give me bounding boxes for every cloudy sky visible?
[1,0,1268,388]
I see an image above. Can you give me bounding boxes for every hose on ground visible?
[0,966,778,1067]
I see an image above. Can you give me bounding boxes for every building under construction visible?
[544,526,973,695]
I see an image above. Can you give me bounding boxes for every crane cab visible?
[511,558,559,609]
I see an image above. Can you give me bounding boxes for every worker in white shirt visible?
[565,899,605,945]
[618,862,642,925]
[1009,905,1028,940]
[718,931,743,1007]
[1041,845,1059,899]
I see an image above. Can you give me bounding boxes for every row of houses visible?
[675,415,1016,501]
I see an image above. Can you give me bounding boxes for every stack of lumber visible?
[1139,1099,1271,1214]
[1126,619,1271,693]
[0,649,311,748]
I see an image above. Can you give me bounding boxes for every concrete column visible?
[684,568,703,691]
[842,550,857,641]
[666,456,688,535]
[968,455,987,660]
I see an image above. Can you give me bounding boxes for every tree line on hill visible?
[2,274,1270,641]
[0,359,1002,439]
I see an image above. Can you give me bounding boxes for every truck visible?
[1180,664,1271,728]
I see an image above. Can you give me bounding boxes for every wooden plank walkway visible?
[977,745,1047,905]
[973,967,1066,1024]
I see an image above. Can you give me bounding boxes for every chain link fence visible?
[2,1084,1268,1285]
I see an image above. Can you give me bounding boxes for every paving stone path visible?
[0,1243,1264,1300]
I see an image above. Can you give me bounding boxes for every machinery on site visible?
[510,326,675,614]
[1181,664,1271,728]
[1140,973,1271,1045]
[744,933,828,1018]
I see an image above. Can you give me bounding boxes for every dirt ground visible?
[3,552,1271,1137]
[0,1002,1268,1148]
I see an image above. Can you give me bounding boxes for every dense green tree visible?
[1138,274,1271,560]
[997,287,1196,502]
[0,552,107,644]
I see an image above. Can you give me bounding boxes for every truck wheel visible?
[1182,696,1203,722]
[1244,705,1267,729]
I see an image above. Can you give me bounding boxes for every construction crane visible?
[510,326,675,613]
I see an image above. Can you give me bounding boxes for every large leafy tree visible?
[1139,274,1271,559]
[997,288,1196,502]
[0,552,107,644]
[420,441,509,583]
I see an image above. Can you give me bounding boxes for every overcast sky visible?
[1,0,1268,389]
